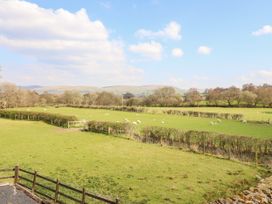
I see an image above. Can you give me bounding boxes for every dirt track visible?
[0,184,39,204]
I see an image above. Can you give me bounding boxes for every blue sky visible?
[0,0,271,88]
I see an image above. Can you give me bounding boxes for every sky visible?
[0,0,271,88]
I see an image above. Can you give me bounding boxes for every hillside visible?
[23,85,185,96]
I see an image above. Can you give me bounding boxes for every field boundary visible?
[0,166,119,204]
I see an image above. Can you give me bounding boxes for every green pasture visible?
[0,119,266,204]
[149,107,272,122]
[14,107,272,139]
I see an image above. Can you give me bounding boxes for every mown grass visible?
[14,107,272,139]
[0,118,267,204]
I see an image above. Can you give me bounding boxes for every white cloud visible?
[0,0,143,85]
[171,48,184,58]
[240,69,272,85]
[197,46,212,55]
[136,21,181,40]
[252,25,272,36]
[129,41,163,60]
[257,70,272,78]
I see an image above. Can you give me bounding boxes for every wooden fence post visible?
[228,146,231,160]
[255,146,258,167]
[203,136,206,154]
[81,188,86,204]
[54,179,60,203]
[32,171,37,193]
[14,165,19,184]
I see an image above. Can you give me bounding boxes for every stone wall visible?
[211,176,272,204]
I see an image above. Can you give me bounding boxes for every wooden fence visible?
[0,166,119,204]
[67,121,87,128]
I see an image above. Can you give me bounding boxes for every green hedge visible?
[0,110,77,127]
[163,110,244,120]
[65,105,145,113]
[85,121,133,135]
[140,126,272,164]
[247,120,272,126]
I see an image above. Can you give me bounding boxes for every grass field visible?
[0,118,267,204]
[14,107,272,139]
[150,107,272,122]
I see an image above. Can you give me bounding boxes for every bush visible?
[67,105,145,113]
[0,110,77,127]
[85,121,133,135]
[140,126,272,164]
[163,110,244,120]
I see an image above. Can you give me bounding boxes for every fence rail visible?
[0,166,119,204]
[67,121,87,128]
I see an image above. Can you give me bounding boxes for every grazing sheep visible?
[217,119,222,123]
[161,121,165,124]
[210,121,218,125]
[242,120,247,123]
[132,121,137,125]
[137,120,142,124]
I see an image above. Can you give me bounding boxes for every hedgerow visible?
[0,110,77,127]
[163,110,244,120]
[64,105,145,113]
[85,120,133,135]
[139,126,272,164]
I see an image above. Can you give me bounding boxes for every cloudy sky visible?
[0,0,271,88]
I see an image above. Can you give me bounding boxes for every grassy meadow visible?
[0,118,267,204]
[150,107,272,122]
[14,107,272,139]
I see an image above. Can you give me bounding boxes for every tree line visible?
[0,82,272,108]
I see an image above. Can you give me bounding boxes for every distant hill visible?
[22,85,185,96]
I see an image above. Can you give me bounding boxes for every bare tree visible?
[184,88,202,106]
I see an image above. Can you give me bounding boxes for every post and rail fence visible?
[0,166,119,204]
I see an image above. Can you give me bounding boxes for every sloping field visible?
[0,119,267,204]
[14,107,272,139]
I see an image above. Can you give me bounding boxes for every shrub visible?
[140,126,272,164]
[85,121,133,135]
[67,105,145,113]
[0,110,77,127]
[163,110,244,120]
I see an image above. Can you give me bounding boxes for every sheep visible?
[137,120,142,124]
[242,120,247,123]
[210,121,218,125]
[132,121,137,125]
[161,121,165,124]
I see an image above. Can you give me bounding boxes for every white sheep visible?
[132,121,137,125]
[137,120,142,124]
[242,120,247,123]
